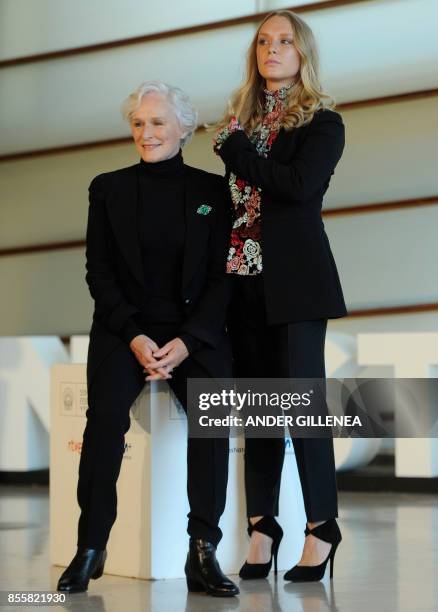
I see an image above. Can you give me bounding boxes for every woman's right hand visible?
[129,334,171,380]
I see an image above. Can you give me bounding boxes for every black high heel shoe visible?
[185,538,239,597]
[57,548,107,593]
[239,516,283,579]
[284,518,341,582]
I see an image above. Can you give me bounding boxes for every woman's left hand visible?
[213,116,243,154]
[143,337,189,380]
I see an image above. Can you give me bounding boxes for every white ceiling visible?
[0,0,437,155]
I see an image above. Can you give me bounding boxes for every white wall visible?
[1,0,438,154]
[0,0,254,60]
[1,98,437,248]
[0,0,333,60]
[0,0,437,336]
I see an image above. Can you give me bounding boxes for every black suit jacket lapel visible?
[105,165,144,287]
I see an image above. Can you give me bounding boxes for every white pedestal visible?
[50,364,306,578]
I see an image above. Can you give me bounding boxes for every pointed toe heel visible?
[239,516,283,580]
[284,518,342,582]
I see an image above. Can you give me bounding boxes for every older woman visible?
[213,10,346,582]
[57,81,238,597]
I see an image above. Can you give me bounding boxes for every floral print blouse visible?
[213,83,292,275]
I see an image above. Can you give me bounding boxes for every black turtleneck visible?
[138,149,185,319]
[120,149,203,355]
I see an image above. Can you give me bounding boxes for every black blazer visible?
[85,163,232,389]
[218,108,348,325]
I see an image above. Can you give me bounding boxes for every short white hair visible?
[121,80,198,147]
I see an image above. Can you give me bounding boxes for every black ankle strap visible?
[304,519,339,543]
[247,517,283,539]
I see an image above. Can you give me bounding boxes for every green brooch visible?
[196,204,212,216]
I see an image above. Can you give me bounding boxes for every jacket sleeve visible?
[120,316,144,345]
[178,178,232,349]
[178,332,204,355]
[85,175,142,340]
[217,110,345,204]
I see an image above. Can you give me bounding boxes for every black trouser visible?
[228,275,338,522]
[77,323,229,550]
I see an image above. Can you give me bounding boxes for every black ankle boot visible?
[239,516,283,579]
[284,519,342,582]
[185,538,239,597]
[57,548,107,593]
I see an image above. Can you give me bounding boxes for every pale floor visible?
[0,487,437,612]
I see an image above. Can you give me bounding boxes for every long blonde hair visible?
[214,10,335,133]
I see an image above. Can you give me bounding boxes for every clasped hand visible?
[129,334,189,381]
